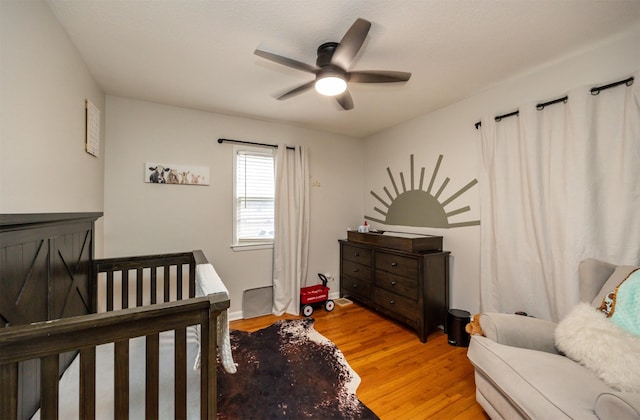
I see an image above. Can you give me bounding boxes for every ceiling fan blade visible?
[277,81,315,100]
[348,70,412,83]
[335,90,354,110]
[331,18,371,70]
[254,49,318,74]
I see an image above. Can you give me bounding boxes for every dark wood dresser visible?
[339,232,450,342]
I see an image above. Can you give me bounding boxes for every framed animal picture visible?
[145,162,210,186]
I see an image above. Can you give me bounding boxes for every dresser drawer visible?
[375,270,417,300]
[375,252,418,278]
[342,259,371,281]
[374,288,418,320]
[342,244,372,266]
[341,274,372,299]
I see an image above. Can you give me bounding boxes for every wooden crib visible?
[0,213,228,419]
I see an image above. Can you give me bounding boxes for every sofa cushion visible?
[468,335,609,419]
[555,302,640,393]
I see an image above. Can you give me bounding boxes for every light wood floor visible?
[230,302,490,420]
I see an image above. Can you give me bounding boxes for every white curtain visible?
[272,145,310,316]
[479,72,640,321]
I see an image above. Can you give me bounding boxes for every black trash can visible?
[447,309,471,347]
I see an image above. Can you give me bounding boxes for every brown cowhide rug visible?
[217,318,378,419]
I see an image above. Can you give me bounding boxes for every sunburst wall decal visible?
[365,154,480,229]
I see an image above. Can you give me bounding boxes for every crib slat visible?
[107,271,114,311]
[114,340,129,419]
[146,333,160,419]
[164,266,170,302]
[200,312,217,420]
[122,270,129,309]
[200,314,209,420]
[41,355,59,420]
[189,260,196,298]
[175,327,187,419]
[177,264,183,300]
[0,363,18,419]
[79,347,96,420]
[151,267,157,304]
[136,268,144,307]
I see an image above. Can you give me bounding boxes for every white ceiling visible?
[47,0,640,138]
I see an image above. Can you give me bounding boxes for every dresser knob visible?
[353,268,359,273]
[391,281,397,286]
[354,252,360,257]
[391,262,398,267]
[353,283,359,288]
[389,299,396,304]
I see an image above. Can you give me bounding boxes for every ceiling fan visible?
[254,18,411,110]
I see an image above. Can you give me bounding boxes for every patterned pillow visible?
[598,268,640,337]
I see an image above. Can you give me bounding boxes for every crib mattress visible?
[32,329,201,420]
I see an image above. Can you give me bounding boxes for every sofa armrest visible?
[479,313,560,354]
[596,392,640,420]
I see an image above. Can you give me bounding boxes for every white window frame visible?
[231,145,275,251]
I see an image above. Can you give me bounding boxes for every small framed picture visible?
[85,100,100,157]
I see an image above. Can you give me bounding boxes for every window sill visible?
[231,242,274,252]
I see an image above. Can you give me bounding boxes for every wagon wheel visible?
[302,304,314,317]
[324,300,335,312]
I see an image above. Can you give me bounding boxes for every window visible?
[233,147,275,248]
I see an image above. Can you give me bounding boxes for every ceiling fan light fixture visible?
[315,74,347,96]
[254,18,410,110]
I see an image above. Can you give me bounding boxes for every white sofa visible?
[467,259,640,419]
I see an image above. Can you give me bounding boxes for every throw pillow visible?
[555,302,640,393]
[598,268,640,336]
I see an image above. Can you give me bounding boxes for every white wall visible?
[104,96,364,316]
[0,0,106,255]
[363,23,640,315]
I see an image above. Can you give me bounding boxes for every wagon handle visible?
[317,273,328,287]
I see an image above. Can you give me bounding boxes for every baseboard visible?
[228,310,244,321]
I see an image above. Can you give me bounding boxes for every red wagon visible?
[300,274,335,317]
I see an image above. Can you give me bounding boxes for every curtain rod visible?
[474,76,634,129]
[217,138,295,150]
